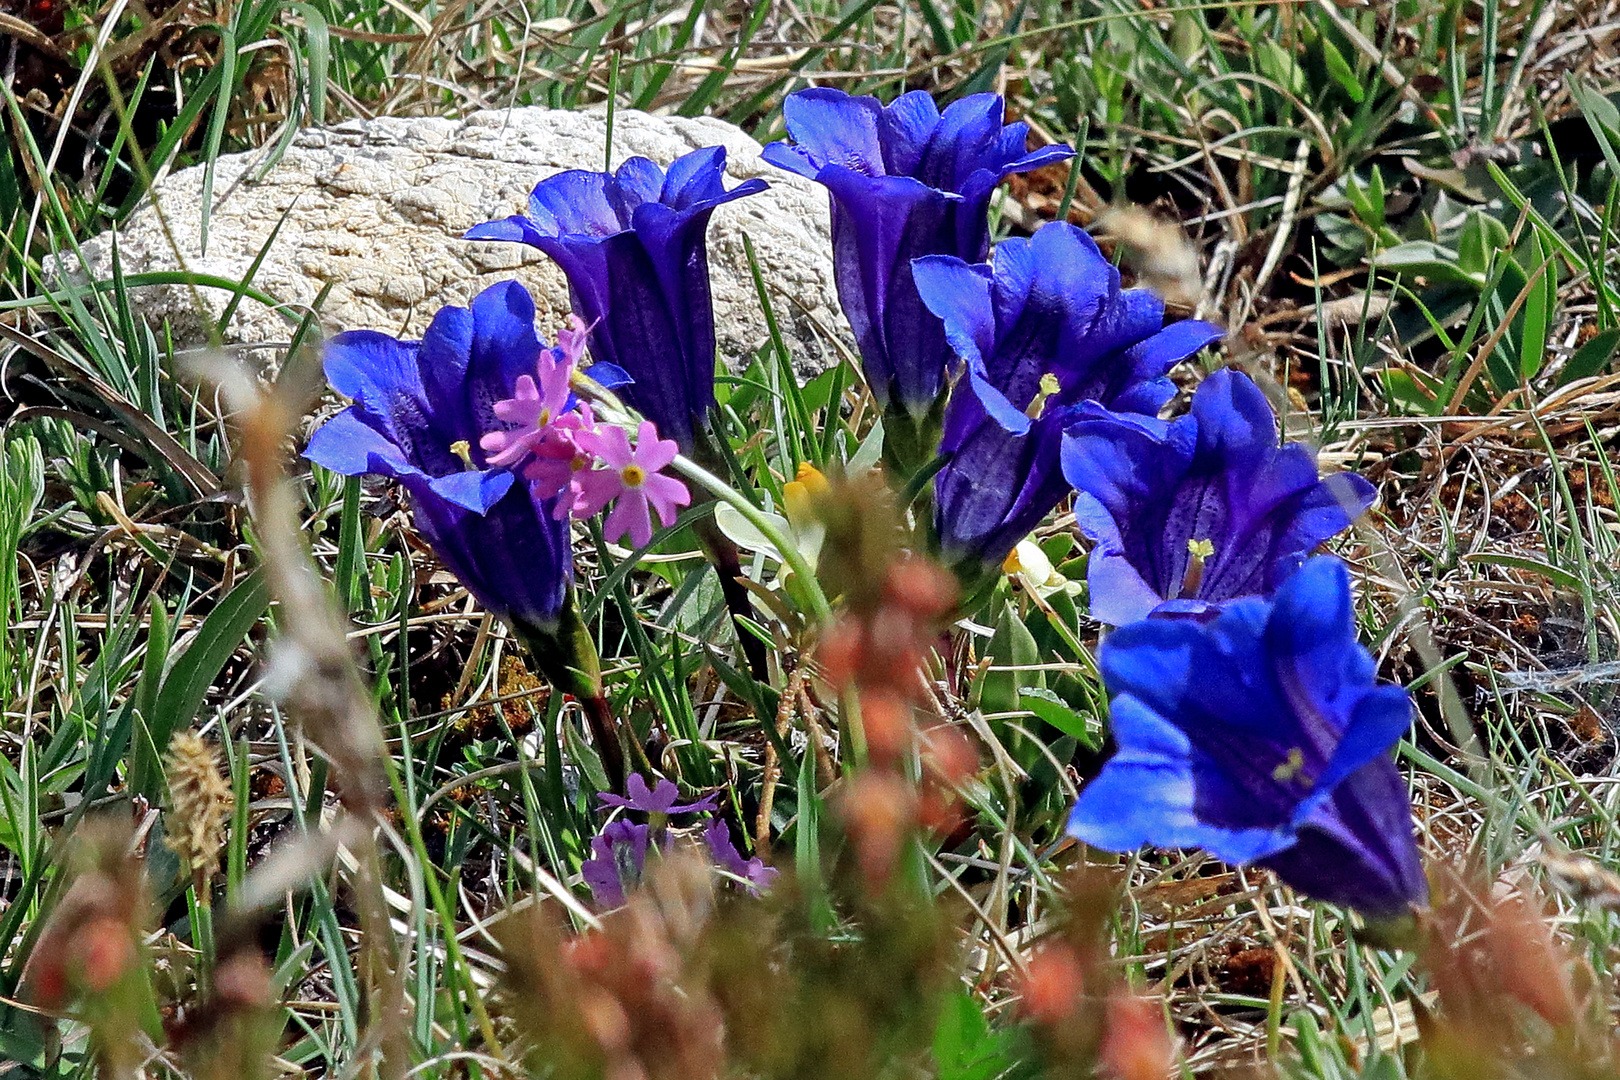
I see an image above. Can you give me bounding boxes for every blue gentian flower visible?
[911,221,1224,414]
[305,280,573,633]
[762,88,1072,417]
[1066,557,1428,918]
[932,372,1074,592]
[465,148,767,453]
[1060,369,1377,626]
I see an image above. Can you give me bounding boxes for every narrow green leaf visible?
[1320,36,1364,102]
[1518,233,1554,379]
[134,571,270,795]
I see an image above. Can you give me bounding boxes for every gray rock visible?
[58,108,846,374]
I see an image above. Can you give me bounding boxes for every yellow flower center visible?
[536,408,552,429]
[450,440,475,469]
[1271,747,1311,787]
[621,464,646,487]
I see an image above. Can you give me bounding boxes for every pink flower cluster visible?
[481,318,691,548]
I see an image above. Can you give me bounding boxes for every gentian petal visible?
[1071,558,1427,917]
[765,88,1073,416]
[1121,319,1225,382]
[426,466,516,514]
[583,361,633,391]
[323,331,424,423]
[1063,372,1370,623]
[875,90,942,177]
[462,215,548,245]
[304,407,414,480]
[1068,693,1297,863]
[306,286,576,632]
[911,255,995,372]
[773,87,887,175]
[467,148,763,453]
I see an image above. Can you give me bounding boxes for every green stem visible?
[672,453,834,625]
[516,588,628,790]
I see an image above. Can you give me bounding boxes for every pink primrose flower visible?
[574,421,691,549]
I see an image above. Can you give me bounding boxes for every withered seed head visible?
[163,731,233,881]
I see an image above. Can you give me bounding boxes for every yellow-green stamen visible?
[1179,537,1214,598]
[1026,372,1062,419]
[450,440,475,469]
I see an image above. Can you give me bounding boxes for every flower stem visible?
[694,514,771,681]
[672,453,834,625]
[516,589,627,791]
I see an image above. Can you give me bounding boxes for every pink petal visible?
[537,357,573,416]
[493,375,542,425]
[574,468,623,518]
[556,315,591,365]
[482,429,541,468]
[527,457,575,501]
[640,472,690,527]
[631,421,679,472]
[604,489,654,549]
[576,423,633,469]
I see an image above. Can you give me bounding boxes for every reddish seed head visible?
[884,558,956,619]
[564,933,614,977]
[815,622,864,688]
[72,917,136,995]
[842,772,915,885]
[860,690,914,764]
[578,987,632,1052]
[214,952,274,1010]
[913,788,961,836]
[1019,945,1086,1025]
[923,725,978,786]
[1099,991,1174,1080]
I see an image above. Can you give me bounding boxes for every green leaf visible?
[1456,211,1509,280]
[1019,686,1100,750]
[1370,241,1481,286]
[933,991,1036,1080]
[1560,327,1620,384]
[1320,36,1364,102]
[1256,38,1306,96]
[1571,78,1620,182]
[1518,230,1556,379]
[131,571,269,796]
[978,602,1043,716]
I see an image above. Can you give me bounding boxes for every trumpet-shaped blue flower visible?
[911,221,1223,414]
[305,281,573,633]
[1060,369,1376,626]
[1067,557,1427,918]
[932,372,1075,585]
[762,88,1071,415]
[465,148,767,452]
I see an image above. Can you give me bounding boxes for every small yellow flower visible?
[783,462,829,530]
